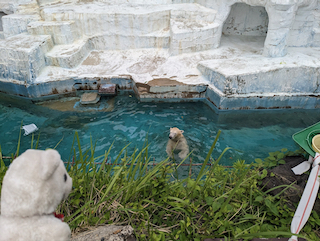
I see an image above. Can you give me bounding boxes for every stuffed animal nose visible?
[169,136,172,139]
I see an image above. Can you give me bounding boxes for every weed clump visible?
[0,131,317,241]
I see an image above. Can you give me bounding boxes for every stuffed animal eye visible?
[64,173,67,182]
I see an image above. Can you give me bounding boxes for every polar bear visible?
[166,127,189,160]
[0,149,72,241]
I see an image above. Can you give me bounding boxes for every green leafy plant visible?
[0,145,8,191]
[254,148,305,169]
[0,131,316,240]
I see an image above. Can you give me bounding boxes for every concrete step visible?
[313,10,320,23]
[38,3,220,55]
[198,54,320,110]
[198,55,320,96]
[312,27,320,47]
[41,4,171,36]
[27,20,81,45]
[89,31,170,50]
[170,21,220,55]
[0,33,53,83]
[313,11,320,47]
[40,3,215,37]
[2,14,41,38]
[312,10,320,47]
[170,3,217,23]
[169,4,219,55]
[134,78,207,100]
[45,38,91,68]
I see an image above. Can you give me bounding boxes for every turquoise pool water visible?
[0,92,319,170]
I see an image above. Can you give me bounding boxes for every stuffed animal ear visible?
[180,130,184,134]
[40,149,61,180]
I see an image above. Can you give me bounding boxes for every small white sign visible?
[21,124,38,136]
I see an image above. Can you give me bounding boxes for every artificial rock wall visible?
[0,0,319,99]
[223,3,269,37]
[197,0,319,56]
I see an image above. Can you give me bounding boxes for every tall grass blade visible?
[31,133,34,149]
[100,165,124,202]
[97,141,114,176]
[105,143,131,177]
[68,132,77,163]
[53,136,64,149]
[195,130,221,184]
[203,146,232,191]
[35,132,40,149]
[0,145,6,170]
[16,120,23,157]
[75,131,83,162]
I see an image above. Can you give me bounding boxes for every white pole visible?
[289,153,320,241]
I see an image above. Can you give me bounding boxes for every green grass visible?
[0,131,319,240]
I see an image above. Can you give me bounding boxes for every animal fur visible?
[166,127,189,160]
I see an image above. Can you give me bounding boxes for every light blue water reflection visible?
[1,92,318,170]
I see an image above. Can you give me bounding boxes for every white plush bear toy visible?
[0,149,72,241]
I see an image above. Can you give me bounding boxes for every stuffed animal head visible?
[0,149,72,218]
[168,127,184,141]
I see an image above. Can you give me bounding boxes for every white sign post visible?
[289,153,320,241]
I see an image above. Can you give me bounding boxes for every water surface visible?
[1,92,318,170]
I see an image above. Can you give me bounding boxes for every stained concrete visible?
[33,35,320,109]
[0,0,320,110]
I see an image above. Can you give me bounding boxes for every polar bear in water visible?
[166,127,189,160]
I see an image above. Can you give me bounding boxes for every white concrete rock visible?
[0,0,319,110]
[0,33,53,82]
